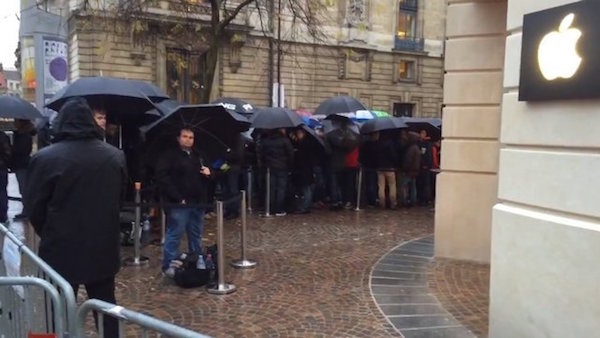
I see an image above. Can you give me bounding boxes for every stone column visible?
[434,0,507,263]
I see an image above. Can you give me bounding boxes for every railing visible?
[77,299,212,338]
[0,222,79,337]
[0,277,65,338]
[394,36,425,52]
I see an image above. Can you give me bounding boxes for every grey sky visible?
[0,1,20,70]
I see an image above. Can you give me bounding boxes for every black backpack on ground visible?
[173,245,218,288]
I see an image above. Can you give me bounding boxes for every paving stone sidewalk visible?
[113,208,434,337]
[427,259,490,337]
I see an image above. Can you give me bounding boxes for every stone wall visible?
[69,15,444,115]
[220,37,444,114]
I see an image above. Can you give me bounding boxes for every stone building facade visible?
[59,0,445,116]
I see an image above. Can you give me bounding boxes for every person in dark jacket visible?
[261,128,294,216]
[12,119,36,219]
[155,127,212,276]
[36,115,55,150]
[291,128,314,214]
[399,131,421,207]
[375,132,399,208]
[417,129,433,205]
[359,132,379,207]
[23,98,127,338]
[220,133,245,219]
[0,130,10,223]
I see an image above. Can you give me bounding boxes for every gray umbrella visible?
[0,95,43,120]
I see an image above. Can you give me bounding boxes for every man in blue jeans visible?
[260,129,294,216]
[156,127,211,277]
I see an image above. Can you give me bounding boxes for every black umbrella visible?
[250,107,304,129]
[315,96,367,117]
[321,119,361,150]
[299,124,330,154]
[212,97,256,116]
[360,117,408,134]
[0,95,43,119]
[402,117,442,140]
[141,104,251,156]
[45,77,169,118]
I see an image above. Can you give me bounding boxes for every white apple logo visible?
[537,13,583,81]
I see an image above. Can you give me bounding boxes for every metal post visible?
[161,209,166,245]
[207,201,236,295]
[124,182,149,266]
[355,167,363,212]
[247,168,253,213]
[231,191,257,269]
[263,168,272,217]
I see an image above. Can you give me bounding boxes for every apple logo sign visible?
[537,13,582,81]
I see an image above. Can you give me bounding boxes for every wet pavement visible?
[6,175,491,337]
[370,237,477,338]
[114,208,434,337]
[427,259,490,337]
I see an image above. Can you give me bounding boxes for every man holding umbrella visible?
[156,127,211,277]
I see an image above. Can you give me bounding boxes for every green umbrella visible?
[372,110,391,118]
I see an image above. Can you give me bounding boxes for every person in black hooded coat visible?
[23,97,127,338]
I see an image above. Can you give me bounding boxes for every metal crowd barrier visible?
[77,299,212,338]
[0,276,64,338]
[0,222,78,337]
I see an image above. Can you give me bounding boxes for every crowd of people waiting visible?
[182,121,442,219]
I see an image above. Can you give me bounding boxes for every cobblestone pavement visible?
[427,259,490,338]
[110,208,434,337]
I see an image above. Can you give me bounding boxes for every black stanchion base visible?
[123,256,150,267]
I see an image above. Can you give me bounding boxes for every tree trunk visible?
[200,39,220,103]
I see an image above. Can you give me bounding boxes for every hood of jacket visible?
[53,98,103,142]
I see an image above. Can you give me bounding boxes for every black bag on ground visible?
[173,245,218,288]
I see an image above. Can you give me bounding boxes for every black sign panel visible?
[519,1,600,101]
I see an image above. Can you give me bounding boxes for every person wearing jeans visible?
[270,169,289,215]
[162,206,205,271]
[291,128,314,214]
[359,133,379,207]
[156,127,211,276]
[261,129,294,216]
[400,131,422,207]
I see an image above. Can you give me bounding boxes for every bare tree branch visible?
[216,0,255,33]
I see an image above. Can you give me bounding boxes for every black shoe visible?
[293,210,310,214]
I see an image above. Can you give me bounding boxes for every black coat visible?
[23,98,128,285]
[292,138,314,186]
[359,140,378,170]
[0,131,11,168]
[260,134,294,172]
[11,129,34,170]
[375,138,399,170]
[155,147,210,205]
